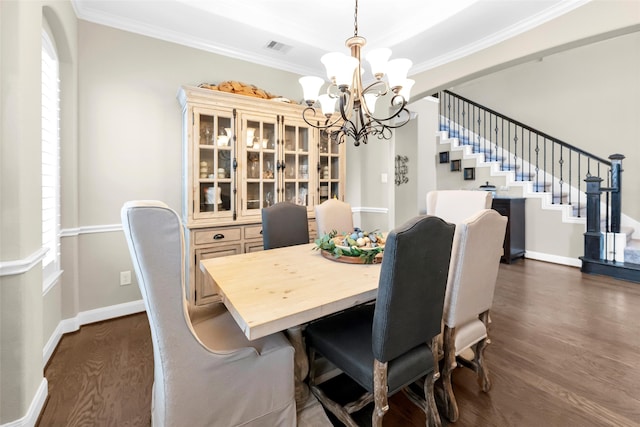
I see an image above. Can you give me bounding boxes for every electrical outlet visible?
[120,270,132,286]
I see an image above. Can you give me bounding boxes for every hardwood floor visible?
[37,260,640,426]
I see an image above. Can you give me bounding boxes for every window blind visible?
[42,29,60,283]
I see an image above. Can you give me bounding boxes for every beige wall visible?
[451,31,640,222]
[1,1,77,422]
[2,0,639,424]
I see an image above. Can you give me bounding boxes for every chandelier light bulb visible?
[386,58,413,91]
[399,79,415,102]
[365,48,392,79]
[299,76,324,105]
[318,94,337,116]
[334,56,359,88]
[321,52,347,83]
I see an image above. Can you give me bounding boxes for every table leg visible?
[285,326,310,409]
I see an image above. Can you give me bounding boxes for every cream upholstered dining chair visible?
[426,190,493,224]
[121,201,296,427]
[314,198,354,236]
[262,201,310,250]
[305,215,456,427]
[440,209,507,422]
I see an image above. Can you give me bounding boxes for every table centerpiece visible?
[313,228,385,264]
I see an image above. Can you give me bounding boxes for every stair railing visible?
[438,90,624,264]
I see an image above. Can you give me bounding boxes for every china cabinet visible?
[178,85,345,305]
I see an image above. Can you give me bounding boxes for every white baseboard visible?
[43,299,145,366]
[0,378,48,427]
[525,251,582,268]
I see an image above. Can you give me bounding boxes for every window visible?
[42,27,61,290]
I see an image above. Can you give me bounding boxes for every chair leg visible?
[424,335,442,427]
[441,326,460,422]
[372,360,389,427]
[473,337,491,392]
[475,311,492,392]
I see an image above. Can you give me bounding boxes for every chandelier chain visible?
[353,0,358,37]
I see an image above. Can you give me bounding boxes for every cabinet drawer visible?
[194,228,241,245]
[244,225,263,240]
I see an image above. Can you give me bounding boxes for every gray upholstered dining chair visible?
[121,201,296,427]
[314,198,354,236]
[262,201,309,250]
[440,209,507,422]
[305,215,456,427]
[426,190,493,224]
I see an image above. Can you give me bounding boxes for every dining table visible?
[200,242,382,424]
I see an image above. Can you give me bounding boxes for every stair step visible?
[625,240,640,264]
[500,163,520,171]
[484,154,505,162]
[581,257,640,284]
[531,181,553,192]
[513,172,535,181]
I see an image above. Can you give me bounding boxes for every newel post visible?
[608,154,624,234]
[584,176,603,260]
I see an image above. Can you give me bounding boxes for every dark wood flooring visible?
[37,260,640,426]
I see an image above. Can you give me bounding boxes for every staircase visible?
[437,90,640,283]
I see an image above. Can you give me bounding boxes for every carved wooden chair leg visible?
[372,360,389,427]
[441,326,460,422]
[475,310,492,392]
[424,336,442,427]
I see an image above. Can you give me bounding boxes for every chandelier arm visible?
[338,90,355,122]
[361,80,389,98]
[361,95,410,124]
[302,106,344,130]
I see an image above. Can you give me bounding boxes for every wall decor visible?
[464,167,476,180]
[439,151,450,163]
[395,155,409,186]
[450,159,461,172]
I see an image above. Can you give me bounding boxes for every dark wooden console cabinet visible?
[492,197,525,263]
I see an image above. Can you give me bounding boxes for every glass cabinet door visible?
[193,107,234,220]
[282,119,311,208]
[240,114,278,216]
[318,129,343,202]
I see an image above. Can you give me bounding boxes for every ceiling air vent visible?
[264,40,292,54]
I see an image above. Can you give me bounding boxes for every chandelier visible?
[299,0,414,147]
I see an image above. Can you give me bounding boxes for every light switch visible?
[381,173,388,183]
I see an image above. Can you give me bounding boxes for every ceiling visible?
[72,0,588,78]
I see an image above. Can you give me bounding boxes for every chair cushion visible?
[306,304,434,395]
[454,318,487,355]
[191,302,290,355]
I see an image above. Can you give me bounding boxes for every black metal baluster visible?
[552,142,556,204]
[559,146,564,204]
[577,153,581,217]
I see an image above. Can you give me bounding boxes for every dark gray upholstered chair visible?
[305,215,455,427]
[261,201,310,250]
[440,209,507,422]
[121,201,296,427]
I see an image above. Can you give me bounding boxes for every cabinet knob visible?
[213,233,225,240]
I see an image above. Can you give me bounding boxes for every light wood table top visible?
[200,243,381,340]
